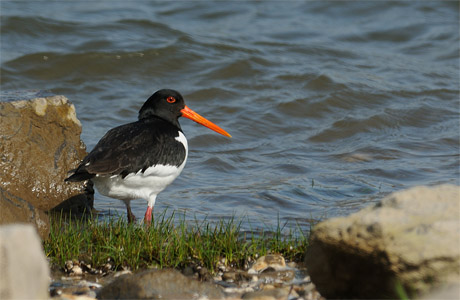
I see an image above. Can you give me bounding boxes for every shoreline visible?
[46,213,319,299]
[44,211,310,274]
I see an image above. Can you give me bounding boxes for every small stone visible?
[71,265,83,276]
[182,266,194,277]
[218,265,228,273]
[260,270,295,283]
[262,284,276,290]
[103,263,112,272]
[248,268,258,275]
[249,254,286,274]
[65,260,74,271]
[198,266,210,280]
[222,272,236,282]
[80,262,96,274]
[262,255,286,267]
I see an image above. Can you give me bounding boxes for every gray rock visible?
[305,184,460,299]
[0,224,50,299]
[98,268,225,299]
[242,288,290,300]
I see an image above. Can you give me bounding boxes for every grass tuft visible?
[44,210,310,273]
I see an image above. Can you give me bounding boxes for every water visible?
[1,1,459,231]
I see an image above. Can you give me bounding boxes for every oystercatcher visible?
[65,89,231,224]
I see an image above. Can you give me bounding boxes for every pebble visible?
[70,265,83,276]
[222,270,254,283]
[248,254,286,274]
[65,260,73,271]
[182,266,195,276]
[260,269,295,283]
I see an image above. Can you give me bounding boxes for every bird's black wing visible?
[65,118,186,182]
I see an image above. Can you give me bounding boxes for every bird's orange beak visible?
[181,105,232,138]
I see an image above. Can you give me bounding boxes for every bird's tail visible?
[65,170,95,182]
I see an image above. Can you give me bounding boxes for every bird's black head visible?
[138,89,185,127]
[139,89,232,137]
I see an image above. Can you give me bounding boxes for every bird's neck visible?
[139,115,182,131]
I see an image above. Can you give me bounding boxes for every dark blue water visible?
[1,1,459,231]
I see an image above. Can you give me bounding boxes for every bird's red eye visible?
[166,96,176,103]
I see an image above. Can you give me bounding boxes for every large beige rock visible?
[0,91,93,237]
[305,184,460,299]
[419,284,460,300]
[0,224,50,299]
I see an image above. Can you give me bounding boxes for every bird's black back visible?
[65,117,186,182]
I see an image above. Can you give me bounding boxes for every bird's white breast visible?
[93,131,188,201]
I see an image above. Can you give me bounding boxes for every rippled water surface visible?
[1,1,459,230]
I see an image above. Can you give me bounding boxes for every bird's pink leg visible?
[144,195,157,226]
[144,206,153,226]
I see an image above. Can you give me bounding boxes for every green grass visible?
[44,211,310,273]
[394,280,411,300]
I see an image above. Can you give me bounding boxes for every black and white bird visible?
[65,89,231,224]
